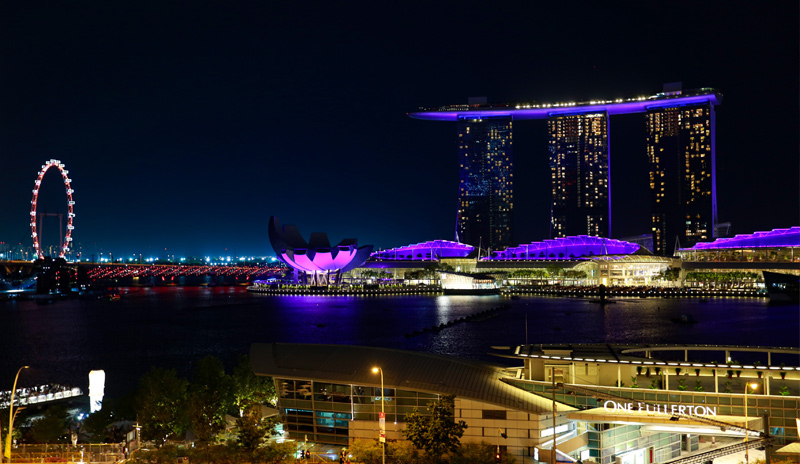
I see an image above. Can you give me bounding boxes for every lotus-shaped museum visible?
[268,217,373,285]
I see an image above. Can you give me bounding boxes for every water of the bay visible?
[1,287,797,399]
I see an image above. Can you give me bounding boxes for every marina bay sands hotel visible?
[408,85,721,256]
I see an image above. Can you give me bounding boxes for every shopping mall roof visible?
[251,342,573,414]
[684,227,800,250]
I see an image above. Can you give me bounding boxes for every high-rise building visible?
[548,112,610,238]
[456,116,514,251]
[646,102,716,255]
[409,87,721,256]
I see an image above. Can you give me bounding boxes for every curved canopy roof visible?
[251,342,569,414]
[487,235,640,260]
[686,227,800,250]
[371,240,474,260]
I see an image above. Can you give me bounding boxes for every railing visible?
[7,444,125,464]
[0,385,82,409]
[662,438,769,464]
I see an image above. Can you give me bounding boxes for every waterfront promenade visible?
[246,283,763,298]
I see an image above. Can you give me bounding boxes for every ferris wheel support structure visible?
[30,159,75,260]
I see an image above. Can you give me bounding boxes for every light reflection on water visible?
[0,286,796,398]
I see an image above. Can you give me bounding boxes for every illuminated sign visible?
[603,400,717,417]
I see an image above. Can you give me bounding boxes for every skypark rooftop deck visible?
[409,88,722,121]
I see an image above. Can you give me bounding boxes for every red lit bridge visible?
[83,263,285,280]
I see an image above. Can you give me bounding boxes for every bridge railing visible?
[0,385,83,409]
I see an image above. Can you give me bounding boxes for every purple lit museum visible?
[268,217,373,286]
[409,85,722,256]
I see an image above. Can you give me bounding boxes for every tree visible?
[235,403,279,452]
[82,407,115,443]
[388,440,422,464]
[232,355,276,417]
[188,356,232,444]
[136,367,189,445]
[403,394,467,461]
[251,440,297,463]
[451,441,514,464]
[349,438,384,464]
[30,404,70,443]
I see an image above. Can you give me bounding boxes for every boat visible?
[439,271,501,295]
[443,287,501,296]
[762,271,800,303]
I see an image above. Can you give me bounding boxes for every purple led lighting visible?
[409,93,722,122]
[371,240,474,260]
[486,235,640,260]
[687,227,800,250]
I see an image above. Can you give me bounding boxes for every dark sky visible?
[1,2,797,258]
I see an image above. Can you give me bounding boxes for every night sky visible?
[1,2,797,258]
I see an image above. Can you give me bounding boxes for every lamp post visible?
[744,382,758,464]
[371,367,385,464]
[4,366,29,462]
[496,428,507,462]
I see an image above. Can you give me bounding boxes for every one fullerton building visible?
[251,343,799,464]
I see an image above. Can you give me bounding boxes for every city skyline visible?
[0,2,797,257]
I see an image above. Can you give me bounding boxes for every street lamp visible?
[496,428,507,462]
[744,382,758,464]
[4,366,30,462]
[371,367,385,464]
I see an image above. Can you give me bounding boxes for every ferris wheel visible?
[30,159,75,259]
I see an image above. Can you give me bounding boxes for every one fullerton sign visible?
[603,400,717,417]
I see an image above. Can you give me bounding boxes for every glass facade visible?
[548,113,610,238]
[507,379,800,445]
[276,378,439,445]
[457,116,514,251]
[646,104,716,255]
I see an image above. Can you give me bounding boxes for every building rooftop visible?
[371,240,474,261]
[250,342,572,413]
[409,88,722,122]
[489,344,800,371]
[683,227,800,250]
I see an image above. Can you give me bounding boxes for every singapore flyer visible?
[30,159,75,260]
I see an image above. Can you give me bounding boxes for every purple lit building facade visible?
[489,235,639,260]
[646,103,717,255]
[456,115,514,251]
[371,240,474,260]
[409,87,722,256]
[549,113,610,238]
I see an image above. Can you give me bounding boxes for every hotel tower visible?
[409,86,721,256]
[646,102,717,255]
[456,114,514,252]
[548,112,610,238]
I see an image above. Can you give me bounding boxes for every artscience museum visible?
[268,217,373,286]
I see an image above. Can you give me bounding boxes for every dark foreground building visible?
[251,342,799,464]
